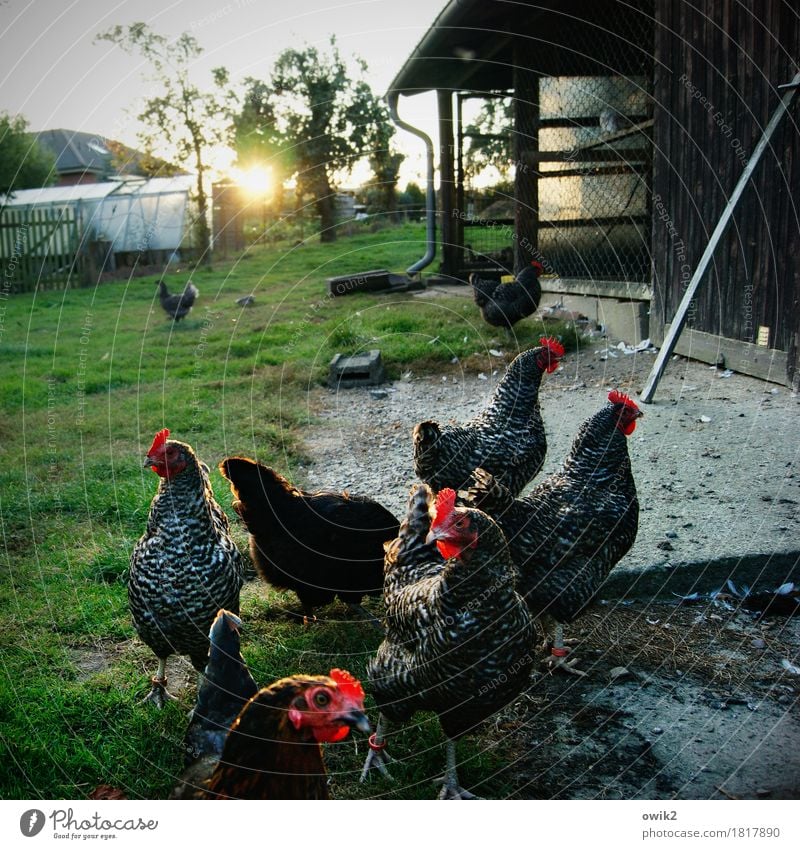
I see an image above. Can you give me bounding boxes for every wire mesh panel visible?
[460,1,654,284]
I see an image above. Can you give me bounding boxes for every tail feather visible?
[219,457,287,501]
[465,467,515,514]
[384,484,436,572]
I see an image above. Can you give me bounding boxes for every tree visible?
[0,113,56,197]
[96,23,233,261]
[463,96,514,183]
[233,38,387,242]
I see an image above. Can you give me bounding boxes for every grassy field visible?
[0,221,579,799]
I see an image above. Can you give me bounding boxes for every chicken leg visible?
[359,715,394,782]
[142,658,179,708]
[435,739,480,800]
[543,623,586,677]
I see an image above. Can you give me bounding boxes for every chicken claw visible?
[142,676,179,708]
[434,740,481,799]
[544,647,587,677]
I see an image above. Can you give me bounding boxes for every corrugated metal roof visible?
[1,181,122,206]
[0,176,193,207]
[387,0,654,96]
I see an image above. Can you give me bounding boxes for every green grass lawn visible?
[0,221,578,799]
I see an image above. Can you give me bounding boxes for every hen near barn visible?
[220,457,399,625]
[470,261,543,331]
[465,390,642,675]
[129,429,244,706]
[362,486,535,799]
[413,338,564,495]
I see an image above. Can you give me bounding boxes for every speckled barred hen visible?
[470,261,543,331]
[129,429,244,706]
[412,338,564,496]
[175,669,370,799]
[465,390,642,675]
[362,486,535,799]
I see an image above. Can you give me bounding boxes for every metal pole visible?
[640,71,800,403]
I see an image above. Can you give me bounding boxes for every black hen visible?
[158,279,198,321]
[184,609,257,766]
[219,457,400,623]
[470,261,542,330]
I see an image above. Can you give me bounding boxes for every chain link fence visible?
[463,4,654,283]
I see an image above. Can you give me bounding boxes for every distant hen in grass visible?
[220,457,400,625]
[158,279,198,321]
[129,429,244,707]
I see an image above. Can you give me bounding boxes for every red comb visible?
[147,428,170,456]
[608,390,639,411]
[530,260,544,274]
[431,488,457,528]
[539,336,565,358]
[329,668,365,702]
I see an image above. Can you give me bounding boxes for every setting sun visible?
[234,165,273,197]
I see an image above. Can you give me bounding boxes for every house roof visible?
[35,129,114,176]
[388,0,654,96]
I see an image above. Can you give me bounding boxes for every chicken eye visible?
[313,691,330,707]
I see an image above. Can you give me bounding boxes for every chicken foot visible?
[142,658,179,708]
[543,624,587,677]
[434,740,480,800]
[359,715,394,782]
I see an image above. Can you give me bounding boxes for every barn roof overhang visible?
[388,0,654,97]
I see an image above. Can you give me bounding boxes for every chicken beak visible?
[143,456,154,468]
[424,527,442,546]
[343,709,372,735]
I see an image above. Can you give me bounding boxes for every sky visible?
[0,0,445,185]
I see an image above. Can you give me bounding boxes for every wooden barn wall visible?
[651,1,800,384]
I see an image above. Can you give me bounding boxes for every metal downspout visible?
[387,90,436,276]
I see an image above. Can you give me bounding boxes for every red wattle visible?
[436,539,463,561]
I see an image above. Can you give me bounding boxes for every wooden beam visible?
[658,324,788,385]
[513,39,538,272]
[437,89,458,276]
[641,71,800,402]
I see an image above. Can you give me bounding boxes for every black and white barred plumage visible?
[129,435,244,675]
[368,485,535,742]
[465,395,640,624]
[412,341,563,496]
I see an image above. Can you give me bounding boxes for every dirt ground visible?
[298,332,800,800]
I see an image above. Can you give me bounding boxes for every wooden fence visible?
[0,204,84,293]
